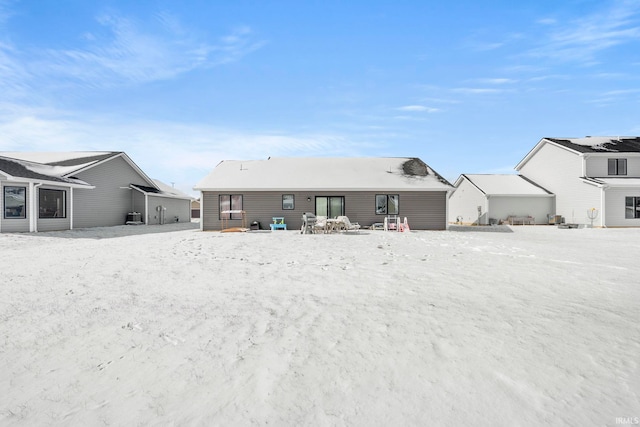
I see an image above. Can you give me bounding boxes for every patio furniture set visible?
[300,213,361,234]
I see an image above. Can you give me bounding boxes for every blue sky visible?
[1,0,639,196]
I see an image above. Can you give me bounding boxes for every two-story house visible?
[515,136,640,227]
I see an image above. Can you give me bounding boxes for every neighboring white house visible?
[515,136,640,227]
[448,174,554,225]
[0,152,192,232]
[194,157,454,231]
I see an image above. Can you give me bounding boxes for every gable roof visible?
[516,136,640,171]
[455,174,552,196]
[0,156,93,187]
[0,152,157,189]
[194,157,454,192]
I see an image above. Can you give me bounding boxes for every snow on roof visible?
[0,152,116,165]
[546,137,640,153]
[152,179,193,199]
[462,174,552,196]
[194,157,454,192]
[0,156,92,186]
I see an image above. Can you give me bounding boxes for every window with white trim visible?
[625,197,640,219]
[608,158,627,175]
[4,186,26,219]
[39,189,66,218]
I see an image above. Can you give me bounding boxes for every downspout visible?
[145,193,149,225]
[485,195,490,226]
[70,187,74,230]
[601,186,606,228]
[31,182,43,232]
[445,189,453,230]
[200,193,204,231]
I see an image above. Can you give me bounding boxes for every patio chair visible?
[314,216,328,233]
[336,216,360,233]
[301,212,317,234]
[270,217,287,231]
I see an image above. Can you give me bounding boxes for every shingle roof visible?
[0,152,156,189]
[0,156,91,186]
[194,157,454,192]
[546,137,640,153]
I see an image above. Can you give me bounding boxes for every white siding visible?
[604,188,640,227]
[448,179,487,224]
[585,155,640,177]
[519,143,604,226]
[488,196,554,225]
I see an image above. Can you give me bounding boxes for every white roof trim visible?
[130,185,192,200]
[68,153,158,189]
[515,138,582,171]
[2,175,95,189]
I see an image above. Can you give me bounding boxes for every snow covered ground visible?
[1,224,638,426]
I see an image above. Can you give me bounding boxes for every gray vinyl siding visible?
[1,181,30,233]
[519,143,604,226]
[133,191,146,222]
[36,185,71,232]
[201,190,448,231]
[147,195,191,224]
[72,156,150,228]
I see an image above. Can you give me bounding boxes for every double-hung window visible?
[4,186,26,219]
[219,195,243,219]
[608,158,627,175]
[375,194,399,215]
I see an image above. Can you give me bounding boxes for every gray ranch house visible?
[0,152,191,233]
[194,157,454,231]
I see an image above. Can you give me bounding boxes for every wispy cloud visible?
[0,0,13,26]
[473,78,518,85]
[38,13,264,88]
[396,105,440,113]
[452,87,504,95]
[1,9,265,95]
[529,1,640,63]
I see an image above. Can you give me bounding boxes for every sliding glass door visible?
[315,196,344,218]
